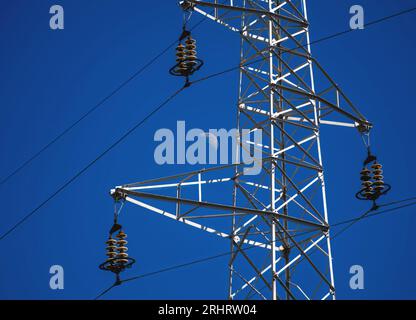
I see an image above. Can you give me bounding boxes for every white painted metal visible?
[302,0,336,300]
[111,0,371,300]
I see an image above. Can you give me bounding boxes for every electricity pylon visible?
[111,0,371,300]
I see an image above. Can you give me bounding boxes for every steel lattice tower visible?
[111,0,371,300]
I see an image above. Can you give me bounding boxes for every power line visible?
[287,199,416,273]
[0,10,211,187]
[192,6,416,84]
[305,6,416,47]
[93,197,416,299]
[331,207,374,240]
[376,196,416,208]
[92,5,416,300]
[94,283,119,301]
[95,250,233,300]
[0,86,186,241]
[1,5,414,244]
[331,199,416,239]
[2,5,414,187]
[94,232,316,300]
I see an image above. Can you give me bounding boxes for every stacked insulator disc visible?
[184,36,197,68]
[175,43,188,75]
[360,167,373,199]
[106,237,117,260]
[115,230,129,265]
[371,163,384,193]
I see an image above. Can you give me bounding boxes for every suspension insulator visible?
[99,226,136,275]
[356,156,391,201]
[170,33,203,78]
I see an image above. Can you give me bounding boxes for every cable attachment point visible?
[363,148,376,166]
[357,122,372,134]
[180,0,196,12]
[111,188,126,202]
[114,273,122,286]
[179,29,191,42]
[370,201,379,212]
[184,76,192,88]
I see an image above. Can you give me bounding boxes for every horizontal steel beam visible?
[185,0,308,27]
[273,84,371,128]
[114,188,328,230]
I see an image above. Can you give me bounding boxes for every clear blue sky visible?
[0,0,415,299]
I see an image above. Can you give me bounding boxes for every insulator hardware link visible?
[180,0,196,12]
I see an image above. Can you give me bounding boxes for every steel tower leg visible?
[301,0,336,299]
[268,0,278,301]
[227,0,337,300]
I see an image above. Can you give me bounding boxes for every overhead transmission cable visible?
[331,198,416,239]
[0,6,414,243]
[94,5,416,300]
[0,86,186,241]
[1,4,414,187]
[0,7,214,187]
[94,197,416,299]
[286,198,416,271]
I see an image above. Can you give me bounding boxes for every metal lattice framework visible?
[111,0,371,300]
